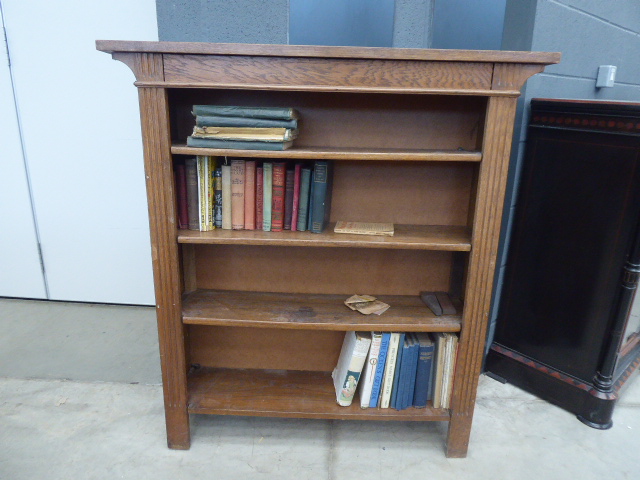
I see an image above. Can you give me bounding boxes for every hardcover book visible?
[185,158,199,231]
[194,114,298,130]
[175,162,189,230]
[403,334,420,410]
[244,161,256,230]
[214,167,222,228]
[332,331,372,407]
[255,166,264,230]
[207,156,216,230]
[291,164,302,231]
[296,168,311,232]
[221,165,232,230]
[369,332,391,408]
[307,171,315,232]
[192,105,299,120]
[390,333,407,409]
[413,333,435,408]
[310,161,333,234]
[192,126,297,142]
[380,332,401,408]
[262,163,273,231]
[271,163,286,232]
[359,332,383,409]
[284,168,295,230]
[334,222,394,236]
[187,136,293,151]
[230,159,245,230]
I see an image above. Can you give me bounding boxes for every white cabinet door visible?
[2,0,158,304]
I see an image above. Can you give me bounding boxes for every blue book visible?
[389,333,406,409]
[309,161,333,233]
[403,334,420,410]
[369,333,391,408]
[413,333,435,408]
[394,335,412,411]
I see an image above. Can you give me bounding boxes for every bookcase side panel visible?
[447,95,518,457]
[137,78,190,449]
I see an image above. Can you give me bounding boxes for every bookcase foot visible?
[445,414,472,458]
[165,406,191,450]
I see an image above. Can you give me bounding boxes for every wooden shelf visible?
[182,289,462,332]
[178,224,472,251]
[188,367,451,421]
[171,144,482,162]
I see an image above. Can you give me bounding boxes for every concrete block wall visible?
[488,0,640,348]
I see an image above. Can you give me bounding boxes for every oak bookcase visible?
[96,40,559,457]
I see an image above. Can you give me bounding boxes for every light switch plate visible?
[596,65,617,88]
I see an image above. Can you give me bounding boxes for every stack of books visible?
[332,331,459,410]
[186,105,299,151]
[175,156,333,233]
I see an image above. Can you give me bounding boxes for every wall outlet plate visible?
[596,65,617,88]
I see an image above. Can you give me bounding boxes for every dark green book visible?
[195,114,298,129]
[187,137,293,151]
[192,105,299,120]
[296,168,312,231]
[309,161,333,234]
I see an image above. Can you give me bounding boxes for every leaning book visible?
[332,331,372,407]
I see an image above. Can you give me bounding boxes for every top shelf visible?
[171,145,482,162]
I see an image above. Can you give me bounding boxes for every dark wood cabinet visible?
[486,99,640,428]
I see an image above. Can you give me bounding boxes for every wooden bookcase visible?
[96,41,559,457]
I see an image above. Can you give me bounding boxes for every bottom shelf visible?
[187,367,450,421]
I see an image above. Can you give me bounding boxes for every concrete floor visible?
[1,298,640,479]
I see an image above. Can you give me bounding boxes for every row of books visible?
[174,156,333,233]
[332,331,458,410]
[186,105,299,151]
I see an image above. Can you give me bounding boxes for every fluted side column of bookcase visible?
[97,41,559,458]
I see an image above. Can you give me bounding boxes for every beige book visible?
[192,126,298,142]
[334,221,394,236]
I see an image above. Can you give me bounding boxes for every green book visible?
[194,115,298,129]
[310,161,333,234]
[296,168,312,231]
[187,137,293,151]
[262,163,273,231]
[192,105,299,120]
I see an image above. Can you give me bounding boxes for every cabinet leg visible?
[445,413,472,458]
[165,405,191,450]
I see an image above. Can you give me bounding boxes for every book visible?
[187,137,293,151]
[214,168,222,228]
[230,159,245,230]
[334,221,394,236]
[389,333,406,408]
[194,114,298,129]
[433,333,459,409]
[255,166,264,230]
[403,334,420,410]
[310,161,333,233]
[296,168,312,231]
[175,162,189,229]
[380,332,401,408]
[442,334,459,409]
[244,161,256,230]
[271,163,286,232]
[413,333,435,408]
[291,164,302,231]
[192,105,299,121]
[192,126,298,142]
[332,331,372,407]
[196,156,212,231]
[221,165,232,230]
[284,168,295,230]
[262,163,273,231]
[369,332,391,408]
[359,332,383,409]
[307,171,315,231]
[184,158,199,231]
[207,157,216,230]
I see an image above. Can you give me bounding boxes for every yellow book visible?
[192,126,298,142]
[334,221,394,236]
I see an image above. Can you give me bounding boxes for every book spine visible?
[332,332,372,407]
[192,105,298,120]
[413,338,434,408]
[390,333,406,410]
[291,164,301,231]
[380,333,400,408]
[185,158,199,231]
[369,333,391,408]
[194,115,298,129]
[271,163,286,232]
[296,168,311,232]
[310,161,333,233]
[359,332,382,409]
[307,171,315,231]
[197,156,207,231]
[432,333,445,409]
[283,168,295,230]
[230,159,245,230]
[175,162,188,230]
[443,335,459,409]
[244,161,256,230]
[262,163,273,231]
[214,168,222,228]
[207,157,216,230]
[255,166,263,230]
[405,335,421,410]
[221,165,232,230]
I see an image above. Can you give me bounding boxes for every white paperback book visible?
[332,331,372,407]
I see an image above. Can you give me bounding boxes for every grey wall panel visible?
[559,0,640,33]
[432,0,507,50]
[393,0,434,48]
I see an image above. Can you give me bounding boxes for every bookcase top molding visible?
[96,41,560,96]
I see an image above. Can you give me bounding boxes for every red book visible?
[291,163,301,231]
[283,169,295,230]
[175,162,189,230]
[255,166,263,230]
[271,162,286,232]
[244,161,256,230]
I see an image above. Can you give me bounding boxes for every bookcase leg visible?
[166,405,191,450]
[445,413,472,458]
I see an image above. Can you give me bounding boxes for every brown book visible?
[271,162,286,231]
[255,166,263,230]
[283,168,295,230]
[230,159,245,230]
[185,158,199,230]
[244,161,256,230]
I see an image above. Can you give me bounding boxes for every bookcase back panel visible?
[195,245,452,295]
[189,325,343,371]
[169,89,486,151]
[331,162,473,225]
